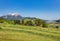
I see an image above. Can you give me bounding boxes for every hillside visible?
[0,14,60,41]
[0,24,60,41]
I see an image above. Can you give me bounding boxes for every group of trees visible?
[0,17,13,24]
[56,19,60,23]
[1,17,60,28]
[14,17,48,27]
[0,17,48,27]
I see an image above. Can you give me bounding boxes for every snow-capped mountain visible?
[1,14,23,20]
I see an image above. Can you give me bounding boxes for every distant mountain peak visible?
[7,13,20,16]
[1,13,23,20]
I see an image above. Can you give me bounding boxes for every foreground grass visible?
[0,24,60,41]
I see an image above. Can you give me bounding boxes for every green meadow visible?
[0,24,60,41]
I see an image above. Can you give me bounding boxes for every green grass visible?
[0,24,60,41]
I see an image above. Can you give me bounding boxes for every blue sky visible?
[0,0,60,20]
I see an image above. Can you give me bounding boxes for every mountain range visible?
[0,14,55,23]
[1,14,23,20]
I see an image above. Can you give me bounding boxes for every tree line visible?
[0,17,48,27]
[14,17,48,27]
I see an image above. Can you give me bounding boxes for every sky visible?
[0,0,60,20]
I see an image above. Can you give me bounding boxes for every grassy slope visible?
[0,24,60,41]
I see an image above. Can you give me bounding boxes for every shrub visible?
[0,27,2,29]
[24,21,33,26]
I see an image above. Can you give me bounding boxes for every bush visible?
[14,20,20,24]
[0,27,2,29]
[42,21,48,28]
[24,21,33,26]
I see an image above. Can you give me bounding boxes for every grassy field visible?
[0,24,60,41]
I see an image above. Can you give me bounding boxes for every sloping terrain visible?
[0,24,60,41]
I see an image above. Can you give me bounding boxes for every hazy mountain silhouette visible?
[1,14,23,20]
